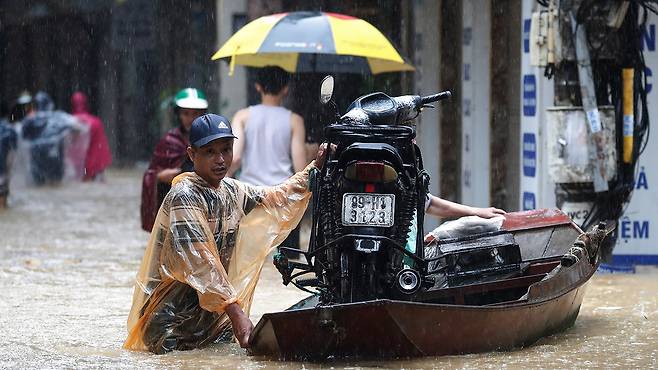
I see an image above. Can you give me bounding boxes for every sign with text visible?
[612,15,658,262]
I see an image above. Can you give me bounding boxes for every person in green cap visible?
[140,88,208,231]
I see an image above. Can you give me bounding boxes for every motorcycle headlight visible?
[396,268,421,294]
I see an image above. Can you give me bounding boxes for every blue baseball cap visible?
[189,114,237,147]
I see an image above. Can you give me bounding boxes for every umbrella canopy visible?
[212,11,414,75]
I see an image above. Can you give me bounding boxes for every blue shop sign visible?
[523,133,536,177]
[523,19,530,53]
[523,191,536,210]
[523,75,536,117]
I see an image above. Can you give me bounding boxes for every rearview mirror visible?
[319,75,334,104]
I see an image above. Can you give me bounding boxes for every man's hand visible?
[225,302,254,348]
[473,207,506,219]
[315,142,335,170]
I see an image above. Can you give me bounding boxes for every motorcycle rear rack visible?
[280,233,427,269]
[324,124,415,141]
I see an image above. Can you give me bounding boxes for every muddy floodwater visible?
[1,168,656,369]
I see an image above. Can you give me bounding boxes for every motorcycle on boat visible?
[274,75,452,304]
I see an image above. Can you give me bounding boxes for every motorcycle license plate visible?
[342,193,395,227]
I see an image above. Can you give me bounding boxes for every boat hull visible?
[250,266,593,360]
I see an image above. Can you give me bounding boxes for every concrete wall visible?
[216,0,248,119]
[461,0,492,207]
[413,0,442,231]
[438,0,463,204]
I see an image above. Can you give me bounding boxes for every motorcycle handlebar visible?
[339,90,452,126]
[420,91,452,105]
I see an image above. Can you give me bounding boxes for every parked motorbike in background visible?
[274,76,451,304]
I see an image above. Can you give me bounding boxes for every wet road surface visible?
[0,168,656,369]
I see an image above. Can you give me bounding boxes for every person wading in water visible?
[125,113,329,354]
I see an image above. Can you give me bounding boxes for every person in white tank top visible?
[227,66,306,185]
[227,66,308,249]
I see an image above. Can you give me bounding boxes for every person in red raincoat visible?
[140,88,208,231]
[70,91,112,181]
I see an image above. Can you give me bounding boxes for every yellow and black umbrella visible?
[212,11,414,75]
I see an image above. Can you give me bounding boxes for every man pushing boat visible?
[124,113,327,354]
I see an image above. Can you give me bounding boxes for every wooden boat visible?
[249,209,609,360]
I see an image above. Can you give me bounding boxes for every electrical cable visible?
[575,1,653,260]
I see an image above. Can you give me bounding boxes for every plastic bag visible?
[426,215,505,241]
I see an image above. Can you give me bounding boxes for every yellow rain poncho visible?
[124,162,314,353]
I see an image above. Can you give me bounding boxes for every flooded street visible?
[1,168,656,369]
